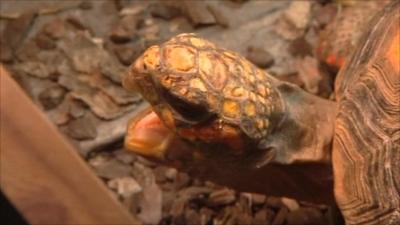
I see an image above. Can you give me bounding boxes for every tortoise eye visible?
[161,88,213,124]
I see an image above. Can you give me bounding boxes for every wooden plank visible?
[0,65,140,225]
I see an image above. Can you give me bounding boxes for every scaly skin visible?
[123,33,337,204]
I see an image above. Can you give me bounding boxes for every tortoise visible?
[122,1,399,224]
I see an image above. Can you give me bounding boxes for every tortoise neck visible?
[261,80,337,165]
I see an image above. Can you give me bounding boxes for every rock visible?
[1,11,37,55]
[286,208,325,225]
[281,197,300,212]
[131,163,162,224]
[288,37,313,57]
[66,113,98,140]
[114,150,136,164]
[59,74,135,120]
[253,208,267,225]
[207,4,230,28]
[89,155,131,179]
[184,208,201,225]
[165,168,178,181]
[43,18,67,40]
[248,193,266,205]
[208,188,236,206]
[149,3,181,20]
[265,196,283,209]
[181,1,216,27]
[131,163,155,187]
[86,72,141,105]
[68,99,86,119]
[315,4,338,28]
[100,57,127,84]
[214,206,237,225]
[199,207,215,225]
[271,206,289,225]
[35,32,56,50]
[174,172,191,190]
[14,41,41,62]
[107,177,142,198]
[113,41,146,66]
[236,213,253,225]
[275,1,311,40]
[46,96,72,125]
[283,1,311,30]
[66,16,87,31]
[137,180,163,224]
[246,46,274,68]
[109,15,139,44]
[110,25,132,44]
[38,85,66,110]
[79,1,93,10]
[15,61,51,79]
[153,166,169,183]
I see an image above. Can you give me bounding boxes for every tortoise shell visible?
[333,1,400,224]
[317,1,391,71]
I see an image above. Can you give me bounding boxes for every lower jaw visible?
[124,107,197,168]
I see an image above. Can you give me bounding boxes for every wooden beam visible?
[0,65,140,225]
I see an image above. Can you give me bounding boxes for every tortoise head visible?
[123,33,284,165]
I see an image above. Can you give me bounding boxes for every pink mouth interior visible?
[125,111,173,158]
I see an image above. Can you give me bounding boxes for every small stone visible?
[199,207,215,225]
[184,208,201,225]
[286,208,325,225]
[275,1,311,40]
[113,41,146,66]
[43,19,66,40]
[265,196,283,209]
[35,33,56,50]
[89,155,131,179]
[66,16,87,30]
[281,197,300,212]
[110,15,139,44]
[272,206,289,225]
[15,61,51,79]
[110,25,132,44]
[68,99,86,119]
[182,1,216,27]
[1,11,37,53]
[288,37,313,57]
[283,1,311,30]
[153,166,168,183]
[207,4,230,28]
[174,172,191,190]
[38,85,66,110]
[107,177,142,198]
[208,188,236,206]
[249,193,266,205]
[315,4,338,27]
[246,46,274,68]
[79,1,93,10]
[165,168,178,181]
[253,209,267,224]
[149,3,181,20]
[114,150,136,164]
[236,210,252,225]
[66,113,97,140]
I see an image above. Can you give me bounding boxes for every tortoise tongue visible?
[125,111,174,159]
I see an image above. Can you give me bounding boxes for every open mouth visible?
[125,107,175,159]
